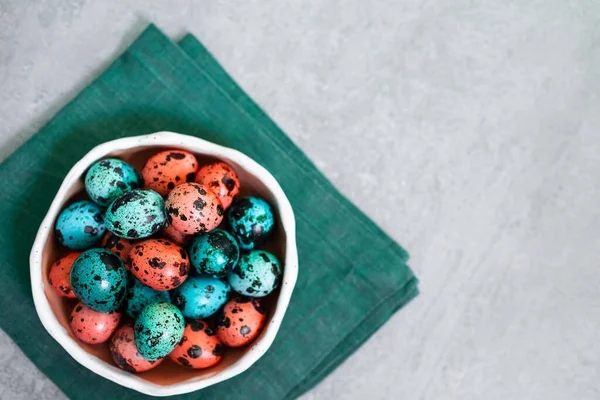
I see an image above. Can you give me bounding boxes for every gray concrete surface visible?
[1,1,600,399]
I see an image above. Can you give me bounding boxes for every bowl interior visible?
[41,144,286,386]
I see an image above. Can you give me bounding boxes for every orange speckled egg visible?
[129,239,190,291]
[101,231,137,267]
[161,223,191,246]
[216,296,266,347]
[70,302,121,344]
[141,150,198,196]
[165,183,224,235]
[195,161,240,209]
[169,320,224,369]
[110,324,164,373]
[48,252,81,298]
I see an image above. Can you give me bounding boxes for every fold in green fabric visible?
[0,25,418,399]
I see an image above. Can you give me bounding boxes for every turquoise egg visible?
[126,277,171,318]
[70,248,127,312]
[104,189,166,239]
[85,159,141,207]
[55,200,106,250]
[189,229,240,278]
[228,250,282,297]
[134,302,184,361]
[226,197,275,250]
[171,276,230,319]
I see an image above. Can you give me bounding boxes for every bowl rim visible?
[29,131,298,396]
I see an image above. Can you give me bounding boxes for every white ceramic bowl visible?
[29,132,298,396]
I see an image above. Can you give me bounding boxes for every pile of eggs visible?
[49,150,282,373]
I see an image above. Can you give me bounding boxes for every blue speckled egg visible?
[85,158,141,207]
[126,277,171,318]
[171,276,230,319]
[70,248,127,312]
[104,189,166,239]
[134,302,184,361]
[55,200,106,250]
[226,197,275,250]
[228,250,282,297]
[189,229,240,278]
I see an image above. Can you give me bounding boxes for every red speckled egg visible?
[70,302,121,344]
[110,324,164,373]
[48,252,81,298]
[216,296,266,347]
[101,231,137,267]
[165,183,224,235]
[195,161,240,209]
[161,223,191,246]
[169,320,224,369]
[141,150,198,196]
[129,239,190,291]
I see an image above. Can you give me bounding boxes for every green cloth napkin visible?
[0,25,418,399]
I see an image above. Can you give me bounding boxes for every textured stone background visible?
[1,1,600,399]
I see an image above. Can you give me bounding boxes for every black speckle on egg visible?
[172,291,187,310]
[114,285,126,303]
[99,252,122,271]
[240,326,251,337]
[187,345,202,359]
[83,226,98,236]
[217,313,231,328]
[127,229,139,238]
[193,199,206,211]
[231,264,245,279]
[111,347,136,373]
[194,185,207,196]
[222,176,236,192]
[189,320,204,332]
[110,191,141,213]
[167,152,186,160]
[177,356,192,368]
[149,258,166,269]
